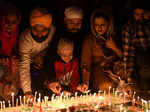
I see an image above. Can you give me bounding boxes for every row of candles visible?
[0,87,150,111]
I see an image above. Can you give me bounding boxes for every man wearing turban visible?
[19,7,55,98]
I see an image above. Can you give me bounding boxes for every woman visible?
[81,9,123,91]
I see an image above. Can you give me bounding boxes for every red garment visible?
[0,3,21,56]
[54,58,80,92]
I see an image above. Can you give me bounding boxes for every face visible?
[94,17,108,35]
[60,50,73,63]
[134,8,144,21]
[4,14,18,33]
[65,18,82,33]
[31,25,50,39]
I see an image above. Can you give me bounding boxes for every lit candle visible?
[11,92,15,107]
[39,93,41,102]
[109,86,111,96]
[23,96,26,105]
[0,101,2,110]
[19,96,22,106]
[112,88,115,96]
[3,101,5,109]
[75,92,78,98]
[98,90,101,96]
[51,94,55,101]
[148,100,150,109]
[120,104,123,112]
[8,100,11,108]
[141,99,144,110]
[34,91,37,103]
[104,91,106,97]
[132,99,135,106]
[16,98,18,107]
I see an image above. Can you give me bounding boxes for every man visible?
[60,6,86,59]
[122,7,150,89]
[19,7,55,98]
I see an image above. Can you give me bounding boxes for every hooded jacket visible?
[19,25,55,93]
[81,9,118,84]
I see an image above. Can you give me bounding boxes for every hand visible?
[62,91,71,96]
[106,38,122,57]
[48,82,62,94]
[77,83,89,93]
[122,85,133,97]
[24,94,34,101]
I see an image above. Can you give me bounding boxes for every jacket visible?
[19,25,55,93]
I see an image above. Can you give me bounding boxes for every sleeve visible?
[18,32,32,93]
[70,59,80,92]
[81,36,92,85]
[122,24,135,78]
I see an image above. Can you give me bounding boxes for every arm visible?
[81,36,92,86]
[19,32,32,93]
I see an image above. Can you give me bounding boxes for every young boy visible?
[47,38,83,95]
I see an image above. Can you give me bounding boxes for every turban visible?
[30,8,52,28]
[64,6,83,19]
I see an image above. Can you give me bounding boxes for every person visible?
[122,7,150,89]
[19,7,55,99]
[0,3,21,101]
[47,38,85,95]
[81,9,123,91]
[58,6,86,59]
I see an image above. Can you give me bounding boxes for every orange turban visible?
[30,8,52,28]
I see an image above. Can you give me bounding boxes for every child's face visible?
[60,50,73,63]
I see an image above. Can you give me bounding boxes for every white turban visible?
[64,6,83,19]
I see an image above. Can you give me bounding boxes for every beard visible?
[31,31,50,43]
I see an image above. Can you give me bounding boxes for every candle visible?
[11,92,15,107]
[8,100,11,108]
[34,91,37,103]
[16,98,18,106]
[120,104,123,112]
[75,92,78,98]
[109,86,111,96]
[23,96,26,105]
[3,101,5,109]
[0,101,2,110]
[98,90,101,96]
[141,99,144,110]
[112,88,115,96]
[132,99,135,106]
[148,101,150,109]
[39,93,41,103]
[104,91,106,98]
[51,94,55,101]
[19,96,22,106]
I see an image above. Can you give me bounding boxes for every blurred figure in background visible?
[122,7,150,90]
[0,3,21,101]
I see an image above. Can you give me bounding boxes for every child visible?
[47,38,82,95]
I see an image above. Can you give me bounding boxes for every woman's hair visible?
[57,38,74,55]
[91,10,114,38]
